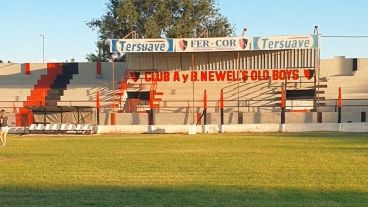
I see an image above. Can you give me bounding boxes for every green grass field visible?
[0,133,367,207]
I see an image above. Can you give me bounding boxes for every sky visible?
[1,0,368,63]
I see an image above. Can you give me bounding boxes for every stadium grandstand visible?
[1,33,368,133]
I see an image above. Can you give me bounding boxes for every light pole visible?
[40,34,45,63]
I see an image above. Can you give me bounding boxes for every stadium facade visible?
[1,34,368,133]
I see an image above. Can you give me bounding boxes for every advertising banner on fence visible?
[253,35,319,50]
[175,37,252,52]
[110,39,174,53]
[110,35,319,53]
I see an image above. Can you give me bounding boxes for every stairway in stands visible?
[16,63,79,126]
[316,77,327,109]
[24,63,62,107]
[113,71,129,111]
[46,63,79,105]
[149,78,163,112]
[115,70,163,112]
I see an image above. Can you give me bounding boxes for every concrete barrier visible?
[341,123,368,132]
[8,127,27,134]
[95,124,282,134]
[283,123,340,132]
[97,125,149,134]
[8,123,368,134]
[97,125,193,134]
[221,124,280,133]
[95,123,368,134]
[199,125,221,133]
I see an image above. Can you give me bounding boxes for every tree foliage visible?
[87,0,234,61]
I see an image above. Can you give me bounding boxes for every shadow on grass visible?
[0,186,366,207]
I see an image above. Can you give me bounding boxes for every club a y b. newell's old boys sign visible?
[110,39,174,53]
[253,35,319,50]
[175,37,252,52]
[137,69,315,84]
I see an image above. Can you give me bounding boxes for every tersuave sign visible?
[253,35,319,50]
[110,35,319,53]
[175,37,251,52]
[110,39,174,53]
[138,69,315,84]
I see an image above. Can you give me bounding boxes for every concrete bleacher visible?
[1,56,368,126]
[129,70,314,113]
[0,63,48,108]
[0,62,129,110]
[321,57,368,99]
[323,76,368,99]
[153,79,283,113]
[58,62,127,107]
[125,50,318,114]
[316,57,368,121]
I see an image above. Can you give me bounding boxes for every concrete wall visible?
[98,112,149,125]
[322,112,338,123]
[286,112,317,123]
[96,124,280,134]
[283,123,339,132]
[93,123,368,134]
[8,122,368,134]
[115,113,149,125]
[341,123,368,132]
[320,56,353,77]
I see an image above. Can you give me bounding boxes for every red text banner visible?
[141,69,314,83]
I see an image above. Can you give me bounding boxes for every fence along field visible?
[0,132,367,206]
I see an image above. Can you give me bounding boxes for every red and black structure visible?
[203,89,207,125]
[96,91,101,125]
[338,87,342,123]
[220,89,224,125]
[281,87,286,124]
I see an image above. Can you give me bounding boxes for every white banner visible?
[175,37,252,52]
[253,35,319,50]
[110,39,174,53]
[109,35,319,53]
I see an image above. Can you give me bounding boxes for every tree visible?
[87,0,234,61]
[85,41,110,62]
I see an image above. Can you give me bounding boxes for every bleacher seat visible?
[51,124,60,131]
[59,124,68,132]
[29,124,37,132]
[27,123,94,134]
[82,124,94,134]
[44,124,52,131]
[67,124,76,131]
[36,124,45,131]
